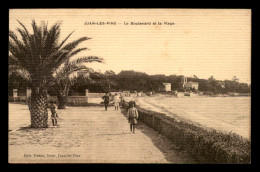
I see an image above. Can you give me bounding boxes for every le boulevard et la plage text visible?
[84,21,175,25]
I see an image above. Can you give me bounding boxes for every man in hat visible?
[102,92,110,111]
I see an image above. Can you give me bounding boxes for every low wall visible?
[122,101,251,164]
[67,96,88,105]
[238,93,251,96]
[9,96,27,102]
[87,92,123,98]
[87,93,105,98]
[48,96,88,106]
[9,95,107,106]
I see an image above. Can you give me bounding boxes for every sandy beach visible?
[123,94,251,140]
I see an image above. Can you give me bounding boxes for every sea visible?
[124,95,251,140]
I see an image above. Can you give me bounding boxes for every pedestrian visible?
[102,92,110,111]
[127,101,138,133]
[113,93,120,110]
[48,100,59,126]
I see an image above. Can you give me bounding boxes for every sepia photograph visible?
[8,9,251,164]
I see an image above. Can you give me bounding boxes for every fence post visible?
[85,89,89,103]
[13,89,18,102]
[26,88,31,104]
[26,88,31,98]
[85,89,89,97]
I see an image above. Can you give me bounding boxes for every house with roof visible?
[69,69,90,78]
[162,83,171,92]
[184,81,199,90]
[181,76,199,90]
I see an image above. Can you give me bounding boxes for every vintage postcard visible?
[8,9,251,164]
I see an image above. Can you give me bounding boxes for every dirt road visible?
[9,104,198,163]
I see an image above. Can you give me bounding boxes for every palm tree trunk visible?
[57,92,67,109]
[30,89,48,128]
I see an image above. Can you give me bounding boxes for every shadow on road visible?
[97,132,131,136]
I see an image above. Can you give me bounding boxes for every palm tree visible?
[9,20,101,128]
[232,76,239,82]
[52,57,102,109]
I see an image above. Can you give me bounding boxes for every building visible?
[162,83,171,92]
[70,70,90,78]
[181,76,199,90]
[184,81,199,90]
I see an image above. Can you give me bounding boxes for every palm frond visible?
[66,48,88,58]
[57,30,75,49]
[47,37,89,72]
[52,55,102,88]
[9,39,32,72]
[57,66,91,81]
[16,20,30,37]
[53,56,103,80]
[62,37,91,51]
[8,54,20,65]
[70,56,104,67]
[9,20,100,90]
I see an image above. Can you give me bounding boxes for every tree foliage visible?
[76,70,250,94]
[9,20,92,95]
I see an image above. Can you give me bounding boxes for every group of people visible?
[44,92,139,133]
[102,93,139,133]
[102,92,121,111]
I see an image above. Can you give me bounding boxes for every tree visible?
[104,70,116,76]
[72,71,118,93]
[52,57,103,109]
[208,76,215,82]
[104,70,114,92]
[232,76,239,82]
[9,20,96,128]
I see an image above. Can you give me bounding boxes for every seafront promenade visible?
[8,103,198,163]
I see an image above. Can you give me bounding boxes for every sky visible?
[9,9,251,83]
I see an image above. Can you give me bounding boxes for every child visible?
[127,101,138,133]
[48,101,59,126]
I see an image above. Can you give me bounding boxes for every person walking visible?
[48,100,59,126]
[127,101,138,133]
[102,92,110,111]
[113,93,120,110]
